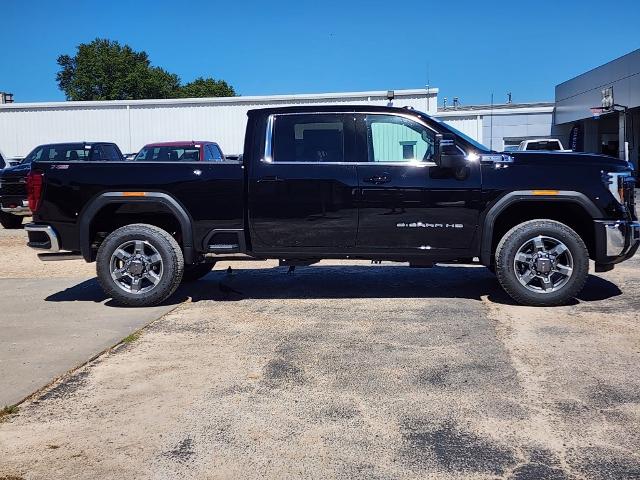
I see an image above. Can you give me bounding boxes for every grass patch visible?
[122,331,141,344]
[0,404,19,421]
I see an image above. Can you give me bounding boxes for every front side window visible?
[204,144,224,161]
[272,114,345,163]
[210,145,223,161]
[102,144,122,161]
[23,147,43,164]
[366,115,435,162]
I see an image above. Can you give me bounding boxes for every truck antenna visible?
[426,63,430,113]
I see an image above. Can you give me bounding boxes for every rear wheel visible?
[495,220,589,306]
[96,224,184,307]
[0,212,23,229]
[182,262,215,282]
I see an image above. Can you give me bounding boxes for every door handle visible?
[363,175,391,184]
[257,176,284,183]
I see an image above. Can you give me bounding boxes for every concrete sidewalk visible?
[0,277,179,406]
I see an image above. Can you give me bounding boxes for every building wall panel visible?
[0,90,437,158]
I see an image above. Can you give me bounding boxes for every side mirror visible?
[435,133,467,168]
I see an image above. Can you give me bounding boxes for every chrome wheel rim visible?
[109,240,163,294]
[513,235,573,294]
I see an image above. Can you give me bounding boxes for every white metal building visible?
[437,102,555,151]
[0,87,554,157]
[0,89,438,157]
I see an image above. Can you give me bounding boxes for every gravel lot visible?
[0,224,639,479]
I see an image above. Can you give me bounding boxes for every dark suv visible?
[0,142,123,229]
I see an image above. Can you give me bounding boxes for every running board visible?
[38,252,83,261]
[204,228,246,254]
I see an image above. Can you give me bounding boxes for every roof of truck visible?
[142,141,216,147]
[247,105,418,115]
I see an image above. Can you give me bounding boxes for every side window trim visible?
[263,112,443,165]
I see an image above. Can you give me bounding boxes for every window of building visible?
[402,142,416,160]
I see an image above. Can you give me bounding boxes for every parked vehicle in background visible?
[134,141,225,162]
[518,138,570,152]
[123,153,137,161]
[24,105,639,307]
[5,158,23,168]
[0,142,124,229]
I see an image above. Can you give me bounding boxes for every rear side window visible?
[135,146,200,162]
[42,145,90,161]
[272,114,346,163]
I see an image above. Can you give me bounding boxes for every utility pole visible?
[489,93,494,150]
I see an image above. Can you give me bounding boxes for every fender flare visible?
[479,190,601,265]
[79,191,194,263]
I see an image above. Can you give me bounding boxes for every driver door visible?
[355,113,482,251]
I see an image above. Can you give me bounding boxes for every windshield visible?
[525,141,562,151]
[430,117,491,152]
[135,146,200,162]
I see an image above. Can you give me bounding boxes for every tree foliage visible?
[56,39,236,101]
[178,77,236,98]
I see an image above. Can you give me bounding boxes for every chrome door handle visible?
[257,176,284,183]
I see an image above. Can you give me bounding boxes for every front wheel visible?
[96,224,184,307]
[495,220,589,306]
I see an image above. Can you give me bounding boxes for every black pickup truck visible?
[24,105,639,307]
[0,142,124,229]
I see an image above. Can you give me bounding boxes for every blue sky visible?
[2,0,639,105]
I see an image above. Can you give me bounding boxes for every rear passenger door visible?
[248,113,359,250]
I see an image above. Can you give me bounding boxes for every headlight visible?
[605,172,631,204]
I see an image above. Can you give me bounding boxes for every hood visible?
[0,161,31,180]
[508,151,632,171]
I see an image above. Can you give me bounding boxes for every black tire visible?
[495,219,589,306]
[96,224,184,307]
[0,212,23,229]
[182,262,215,282]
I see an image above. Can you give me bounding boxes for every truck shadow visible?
[44,265,622,308]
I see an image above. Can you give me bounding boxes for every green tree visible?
[178,77,236,98]
[56,39,236,101]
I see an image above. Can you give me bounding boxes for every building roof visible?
[436,102,555,117]
[142,141,215,147]
[0,88,439,110]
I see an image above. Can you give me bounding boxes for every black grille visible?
[0,180,26,196]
